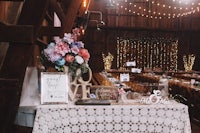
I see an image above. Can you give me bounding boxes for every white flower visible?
[63,33,74,44]
[75,55,84,64]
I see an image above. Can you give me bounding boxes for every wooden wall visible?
[0,1,22,69]
[83,0,200,72]
[0,1,22,23]
[84,28,200,72]
[0,0,200,73]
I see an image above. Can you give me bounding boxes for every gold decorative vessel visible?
[102,52,114,70]
[183,54,195,71]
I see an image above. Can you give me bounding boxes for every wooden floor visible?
[13,121,200,133]
[12,125,32,133]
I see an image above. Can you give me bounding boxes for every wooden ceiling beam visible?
[0,22,34,43]
[39,26,62,36]
[63,0,83,33]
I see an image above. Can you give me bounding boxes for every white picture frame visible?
[41,72,69,104]
[120,73,130,82]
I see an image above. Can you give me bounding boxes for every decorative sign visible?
[140,90,169,104]
[191,79,195,85]
[41,72,69,104]
[131,68,141,73]
[68,66,92,101]
[126,61,136,67]
[120,73,130,82]
[95,87,118,100]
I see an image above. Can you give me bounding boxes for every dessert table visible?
[32,102,191,133]
[16,67,191,132]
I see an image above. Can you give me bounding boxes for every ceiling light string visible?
[150,0,200,11]
[130,4,200,18]
[113,0,200,12]
[171,0,197,5]
[131,0,199,11]
[132,7,199,19]
[112,0,199,6]
[113,0,200,19]
[132,6,199,19]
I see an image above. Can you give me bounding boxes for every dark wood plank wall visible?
[85,27,200,72]
[0,0,82,132]
[2,0,199,73]
[83,0,200,72]
[0,1,49,132]
[0,2,18,69]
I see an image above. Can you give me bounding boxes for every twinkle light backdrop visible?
[117,37,178,71]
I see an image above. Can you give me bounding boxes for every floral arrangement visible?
[40,28,90,78]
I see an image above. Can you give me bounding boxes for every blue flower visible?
[55,58,66,66]
[70,41,84,49]
[48,42,56,47]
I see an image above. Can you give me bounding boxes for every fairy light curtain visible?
[117,37,178,71]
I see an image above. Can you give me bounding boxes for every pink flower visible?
[55,41,70,56]
[71,34,78,41]
[65,54,74,63]
[48,53,61,62]
[44,46,61,62]
[72,28,80,36]
[71,45,80,54]
[78,48,90,61]
[118,88,125,95]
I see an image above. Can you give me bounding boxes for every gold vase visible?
[102,52,114,70]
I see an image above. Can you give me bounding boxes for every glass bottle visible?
[158,74,169,98]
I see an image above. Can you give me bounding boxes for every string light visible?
[83,0,87,8]
[110,0,200,19]
[172,0,195,5]
[131,5,199,19]
[150,0,199,11]
[117,37,178,70]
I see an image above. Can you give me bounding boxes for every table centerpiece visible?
[40,27,90,80]
[39,27,92,101]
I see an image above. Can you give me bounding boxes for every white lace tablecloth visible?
[33,102,191,133]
